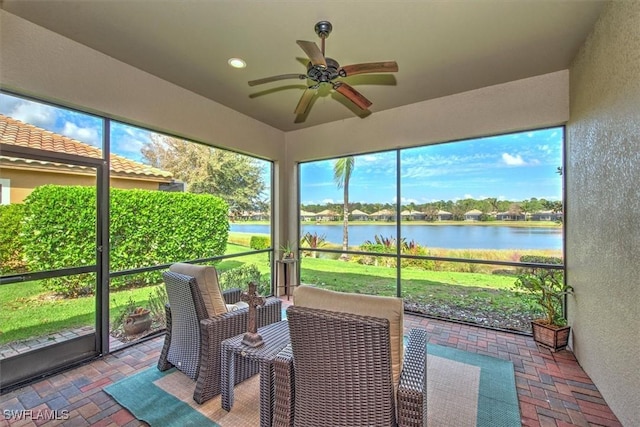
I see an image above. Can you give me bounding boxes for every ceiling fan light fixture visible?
[247,21,398,121]
[228,58,246,69]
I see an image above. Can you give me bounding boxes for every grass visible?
[299,256,535,314]
[0,243,271,345]
[0,237,546,346]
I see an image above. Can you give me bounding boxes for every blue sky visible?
[0,93,151,162]
[300,128,563,205]
[2,92,562,205]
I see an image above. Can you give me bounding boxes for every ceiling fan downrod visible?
[314,21,332,56]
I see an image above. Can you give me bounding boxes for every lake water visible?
[230,223,563,250]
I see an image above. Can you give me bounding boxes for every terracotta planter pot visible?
[531,320,570,352]
[123,310,152,336]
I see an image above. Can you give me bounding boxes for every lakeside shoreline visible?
[232,220,562,228]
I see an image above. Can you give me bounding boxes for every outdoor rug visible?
[105,343,520,427]
[425,343,521,426]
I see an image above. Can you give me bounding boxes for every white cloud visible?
[6,101,57,129]
[61,122,100,146]
[322,198,335,204]
[502,153,526,166]
[392,196,420,204]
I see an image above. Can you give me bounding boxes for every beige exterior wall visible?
[566,2,640,425]
[0,167,168,203]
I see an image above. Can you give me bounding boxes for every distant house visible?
[370,209,395,221]
[350,209,369,221]
[436,210,453,221]
[401,210,425,221]
[531,210,563,221]
[238,210,268,221]
[0,114,174,204]
[464,209,483,221]
[496,211,527,221]
[315,209,339,221]
[300,210,317,222]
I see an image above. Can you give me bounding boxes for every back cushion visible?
[169,263,228,316]
[293,285,404,386]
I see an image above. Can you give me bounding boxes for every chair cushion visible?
[226,301,249,312]
[169,263,228,316]
[293,285,404,387]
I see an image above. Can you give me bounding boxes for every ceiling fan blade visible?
[296,40,327,67]
[333,82,372,110]
[248,74,307,86]
[339,61,398,77]
[294,88,316,115]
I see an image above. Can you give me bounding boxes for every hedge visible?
[0,204,27,274]
[21,185,229,296]
[249,235,271,250]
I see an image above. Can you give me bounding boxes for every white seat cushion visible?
[169,263,228,316]
[293,285,404,387]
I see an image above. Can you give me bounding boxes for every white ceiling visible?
[2,0,607,132]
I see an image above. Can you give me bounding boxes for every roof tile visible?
[0,114,172,179]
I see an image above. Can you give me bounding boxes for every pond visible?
[230,223,562,250]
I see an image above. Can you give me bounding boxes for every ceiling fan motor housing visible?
[307,57,340,83]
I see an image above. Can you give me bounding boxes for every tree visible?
[141,135,266,216]
[333,156,354,260]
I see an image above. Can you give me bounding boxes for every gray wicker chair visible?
[273,305,427,427]
[157,265,282,404]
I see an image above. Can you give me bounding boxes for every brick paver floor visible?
[0,301,622,426]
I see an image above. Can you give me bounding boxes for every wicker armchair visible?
[273,305,427,427]
[157,264,282,404]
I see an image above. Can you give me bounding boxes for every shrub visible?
[300,231,327,258]
[21,185,229,297]
[0,204,27,274]
[250,235,271,250]
[219,263,270,296]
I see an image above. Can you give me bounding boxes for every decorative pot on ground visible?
[514,256,574,352]
[531,320,571,352]
[123,307,152,336]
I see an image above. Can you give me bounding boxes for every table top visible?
[221,320,290,363]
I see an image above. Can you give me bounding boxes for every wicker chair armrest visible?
[222,287,242,304]
[193,297,282,404]
[273,344,295,427]
[397,328,427,427]
[200,296,282,339]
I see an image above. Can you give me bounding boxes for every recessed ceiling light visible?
[228,58,246,69]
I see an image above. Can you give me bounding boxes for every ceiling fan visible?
[248,21,398,117]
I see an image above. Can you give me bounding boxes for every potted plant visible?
[123,306,152,336]
[515,264,573,351]
[279,241,295,260]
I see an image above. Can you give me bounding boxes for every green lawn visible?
[0,241,540,346]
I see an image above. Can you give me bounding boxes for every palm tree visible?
[333,156,354,260]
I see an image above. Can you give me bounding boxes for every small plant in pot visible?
[515,261,573,352]
[279,241,295,260]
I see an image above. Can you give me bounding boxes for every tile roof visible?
[0,114,172,179]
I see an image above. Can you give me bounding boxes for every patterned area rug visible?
[426,344,521,427]
[105,343,520,427]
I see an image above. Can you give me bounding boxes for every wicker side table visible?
[221,320,291,427]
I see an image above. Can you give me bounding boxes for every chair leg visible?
[157,304,174,372]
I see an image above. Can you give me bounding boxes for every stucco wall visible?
[0,167,169,203]
[566,1,640,425]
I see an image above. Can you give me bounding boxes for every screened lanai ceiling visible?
[1,0,607,132]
